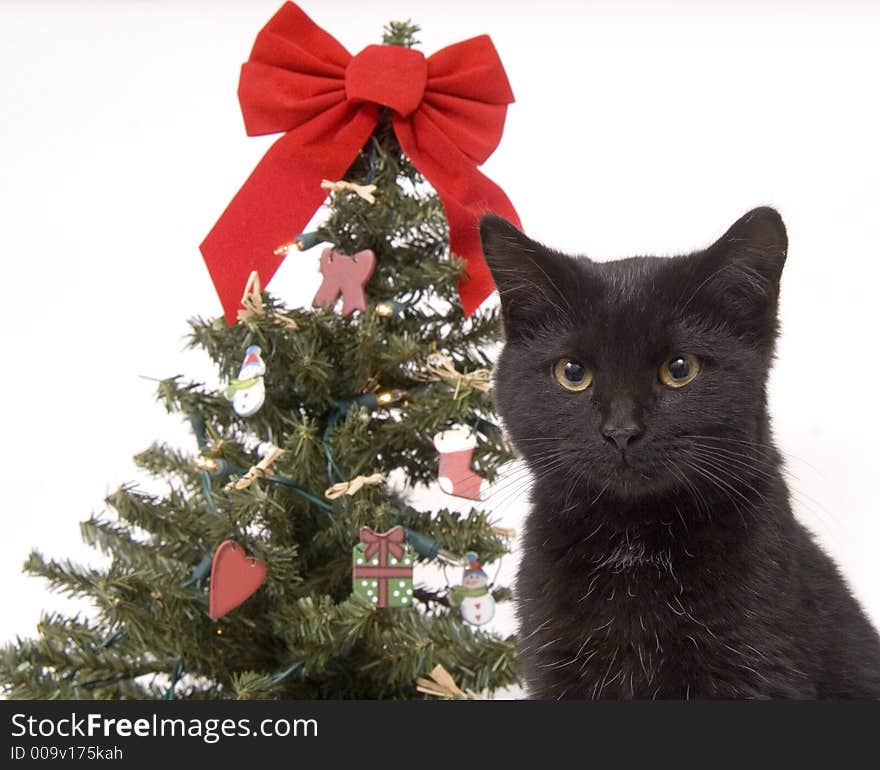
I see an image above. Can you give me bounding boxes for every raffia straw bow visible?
[416,353,491,398]
[416,665,469,700]
[321,179,377,204]
[236,270,299,329]
[324,472,386,500]
[225,446,285,491]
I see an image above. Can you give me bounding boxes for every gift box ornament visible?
[352,526,414,608]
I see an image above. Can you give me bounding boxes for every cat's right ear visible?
[479,215,576,338]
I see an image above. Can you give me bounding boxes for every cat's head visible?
[480,208,787,504]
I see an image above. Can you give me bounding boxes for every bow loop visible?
[240,3,351,136]
[417,96,508,166]
[248,2,352,72]
[360,526,406,562]
[239,61,348,136]
[426,36,514,105]
[346,45,427,117]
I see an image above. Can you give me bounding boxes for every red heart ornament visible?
[208,540,266,620]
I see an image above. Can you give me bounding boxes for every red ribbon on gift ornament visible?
[200,2,521,324]
[360,525,405,563]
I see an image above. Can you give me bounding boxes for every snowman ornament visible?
[225,345,266,417]
[449,552,496,626]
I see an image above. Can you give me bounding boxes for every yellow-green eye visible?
[659,354,701,388]
[553,359,593,391]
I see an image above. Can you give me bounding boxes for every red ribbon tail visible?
[444,179,519,316]
[201,107,377,324]
[393,115,520,316]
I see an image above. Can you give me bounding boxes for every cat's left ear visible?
[711,206,788,288]
[687,207,788,337]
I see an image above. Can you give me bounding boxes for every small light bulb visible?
[195,455,219,472]
[377,389,406,405]
[216,627,223,636]
[375,302,394,317]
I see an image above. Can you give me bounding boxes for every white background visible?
[1,0,878,681]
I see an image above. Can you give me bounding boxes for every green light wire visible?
[162,657,185,700]
[266,659,305,687]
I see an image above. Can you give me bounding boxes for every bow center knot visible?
[346,44,427,118]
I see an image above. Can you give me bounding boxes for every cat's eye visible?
[553,359,593,391]
[659,354,701,388]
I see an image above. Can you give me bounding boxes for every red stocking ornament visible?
[433,429,488,501]
[312,248,376,316]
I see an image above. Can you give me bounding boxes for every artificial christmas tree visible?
[0,3,521,700]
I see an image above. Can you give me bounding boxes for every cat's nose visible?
[601,421,644,452]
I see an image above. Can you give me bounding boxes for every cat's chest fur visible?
[515,493,811,699]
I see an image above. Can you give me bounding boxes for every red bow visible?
[200,2,520,324]
[360,526,406,563]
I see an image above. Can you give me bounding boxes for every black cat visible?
[480,208,880,699]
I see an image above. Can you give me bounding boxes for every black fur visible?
[480,208,880,699]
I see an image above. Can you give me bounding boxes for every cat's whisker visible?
[481,455,571,510]
[679,433,781,454]
[661,457,712,524]
[681,434,823,480]
[587,477,611,508]
[483,442,609,515]
[686,450,771,496]
[687,443,777,479]
[684,442,840,532]
[485,450,570,487]
[676,458,741,512]
[686,452,769,507]
[678,458,751,528]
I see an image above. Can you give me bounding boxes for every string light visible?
[182,553,213,590]
[375,302,393,316]
[163,658,184,701]
[376,389,407,406]
[402,527,463,566]
[295,231,322,250]
[194,455,219,473]
[189,437,334,514]
[375,300,400,317]
[375,292,421,318]
[338,390,406,411]
[193,455,238,480]
[266,660,305,687]
[323,389,407,483]
[273,231,323,257]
